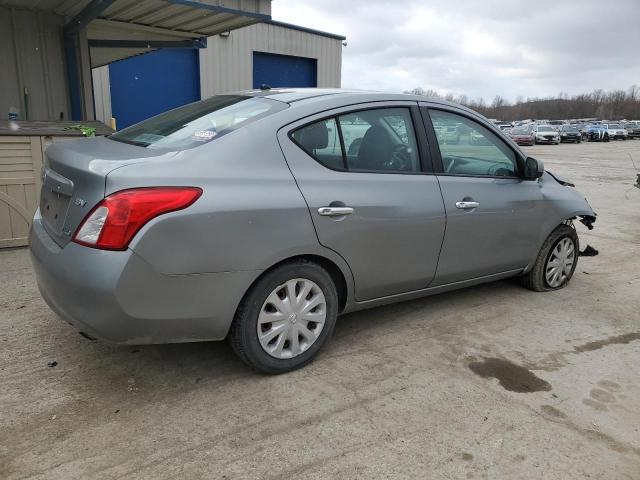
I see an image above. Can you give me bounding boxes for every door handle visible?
[455,201,479,209]
[318,206,354,216]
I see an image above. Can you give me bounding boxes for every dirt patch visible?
[574,332,640,353]
[541,405,567,419]
[468,357,552,393]
[461,452,474,461]
[590,388,615,403]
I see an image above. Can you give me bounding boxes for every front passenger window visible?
[429,110,518,177]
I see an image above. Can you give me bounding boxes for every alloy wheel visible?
[257,278,327,359]
[545,237,576,288]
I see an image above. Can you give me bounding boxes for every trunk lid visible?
[41,136,175,247]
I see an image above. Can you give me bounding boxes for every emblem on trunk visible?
[74,198,87,207]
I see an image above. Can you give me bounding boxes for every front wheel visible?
[521,224,579,292]
[229,260,338,374]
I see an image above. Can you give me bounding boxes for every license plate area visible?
[41,168,74,235]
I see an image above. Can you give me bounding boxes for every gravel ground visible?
[1,140,639,479]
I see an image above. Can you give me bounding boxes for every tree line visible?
[405,86,640,121]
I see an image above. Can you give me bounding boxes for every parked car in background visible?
[434,124,461,144]
[571,123,588,135]
[605,123,628,140]
[548,120,566,129]
[534,125,560,144]
[623,122,640,139]
[29,89,597,373]
[509,126,535,146]
[558,125,582,143]
[586,124,609,142]
[498,123,513,131]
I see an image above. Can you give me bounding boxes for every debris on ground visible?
[580,245,599,257]
[47,361,57,368]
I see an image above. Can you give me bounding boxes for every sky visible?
[272,0,640,102]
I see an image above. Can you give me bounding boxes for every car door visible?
[421,104,546,285]
[278,103,446,301]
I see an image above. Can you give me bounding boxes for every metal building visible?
[92,20,345,127]
[0,0,272,248]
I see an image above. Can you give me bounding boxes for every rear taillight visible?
[73,187,202,250]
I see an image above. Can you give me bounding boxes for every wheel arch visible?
[234,253,352,323]
[524,213,590,273]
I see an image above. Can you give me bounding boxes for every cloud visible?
[272,0,640,101]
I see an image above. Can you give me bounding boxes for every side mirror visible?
[524,156,544,180]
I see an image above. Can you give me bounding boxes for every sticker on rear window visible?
[192,130,217,142]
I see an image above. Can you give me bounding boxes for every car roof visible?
[237,87,460,106]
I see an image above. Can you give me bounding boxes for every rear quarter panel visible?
[105,122,329,276]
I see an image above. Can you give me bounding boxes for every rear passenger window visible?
[291,108,420,173]
[339,109,419,173]
[429,110,518,177]
[291,118,344,170]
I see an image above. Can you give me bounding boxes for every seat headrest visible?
[300,122,329,150]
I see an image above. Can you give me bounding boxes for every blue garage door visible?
[109,49,200,129]
[253,52,317,89]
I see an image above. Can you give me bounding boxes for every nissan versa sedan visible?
[30,89,597,374]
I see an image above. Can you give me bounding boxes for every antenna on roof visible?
[260,84,271,91]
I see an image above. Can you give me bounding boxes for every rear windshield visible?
[110,95,287,150]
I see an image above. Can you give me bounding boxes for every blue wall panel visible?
[109,49,200,129]
[253,52,317,89]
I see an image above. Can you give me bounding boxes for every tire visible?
[229,260,339,374]
[520,224,579,292]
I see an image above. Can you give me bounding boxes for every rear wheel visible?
[229,260,338,374]
[521,224,579,292]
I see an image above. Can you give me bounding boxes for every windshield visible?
[511,128,529,134]
[110,95,287,150]
[537,126,554,132]
[562,126,578,132]
[607,124,621,129]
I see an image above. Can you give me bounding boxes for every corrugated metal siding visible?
[200,22,342,97]
[92,67,112,125]
[0,6,69,121]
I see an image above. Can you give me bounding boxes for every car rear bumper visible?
[30,211,259,344]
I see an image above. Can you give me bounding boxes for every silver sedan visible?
[30,89,596,373]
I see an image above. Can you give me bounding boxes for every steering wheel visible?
[384,144,412,171]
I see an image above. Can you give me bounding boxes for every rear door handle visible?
[318,206,354,216]
[455,201,479,209]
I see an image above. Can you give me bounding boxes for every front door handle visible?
[455,201,479,209]
[318,206,354,216]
